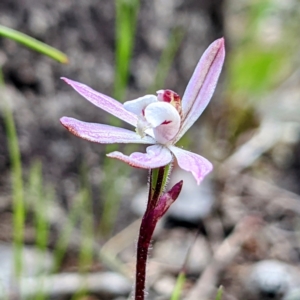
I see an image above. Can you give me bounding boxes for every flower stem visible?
[135,211,157,300]
[135,165,171,300]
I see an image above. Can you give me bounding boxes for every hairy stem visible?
[135,166,167,300]
[135,211,157,300]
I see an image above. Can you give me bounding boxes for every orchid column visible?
[60,38,225,300]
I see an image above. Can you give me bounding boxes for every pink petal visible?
[62,78,138,127]
[107,145,173,169]
[144,102,181,144]
[169,146,213,185]
[175,38,225,142]
[60,117,155,144]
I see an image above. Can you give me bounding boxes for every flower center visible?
[123,92,182,143]
[157,89,182,118]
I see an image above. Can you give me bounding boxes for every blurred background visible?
[0,0,300,299]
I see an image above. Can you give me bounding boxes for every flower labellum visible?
[60,38,225,184]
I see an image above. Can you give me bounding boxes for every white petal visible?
[144,102,181,144]
[123,95,157,116]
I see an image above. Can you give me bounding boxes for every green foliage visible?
[0,28,68,281]
[0,68,25,277]
[27,161,51,256]
[99,158,129,236]
[114,0,140,102]
[52,190,88,273]
[170,271,186,300]
[0,25,68,63]
[26,162,53,300]
[78,164,94,273]
[227,0,296,100]
[223,0,299,147]
[228,45,287,96]
[215,286,223,300]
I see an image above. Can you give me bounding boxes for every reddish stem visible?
[135,167,166,300]
[134,165,183,300]
[135,211,157,300]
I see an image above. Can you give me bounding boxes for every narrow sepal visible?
[176,38,225,142]
[61,77,138,126]
[60,117,155,144]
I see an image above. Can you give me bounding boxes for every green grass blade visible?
[0,68,25,277]
[215,286,223,300]
[98,159,130,236]
[27,161,51,255]
[52,195,86,273]
[34,187,54,300]
[170,271,186,300]
[0,24,68,64]
[78,165,94,272]
[114,0,140,102]
[68,165,93,300]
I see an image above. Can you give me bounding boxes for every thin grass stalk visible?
[69,191,94,300]
[70,165,94,300]
[26,160,51,300]
[114,0,140,101]
[52,193,87,273]
[98,159,126,236]
[27,161,51,255]
[170,271,186,300]
[0,25,68,63]
[0,68,25,277]
[78,164,94,273]
[215,286,224,300]
[34,186,54,300]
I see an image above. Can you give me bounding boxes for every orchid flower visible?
[60,38,225,184]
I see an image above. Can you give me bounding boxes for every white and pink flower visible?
[60,38,225,184]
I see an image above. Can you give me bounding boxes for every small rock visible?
[153,275,177,297]
[167,169,215,223]
[244,260,300,299]
[19,272,131,299]
[153,229,211,274]
[0,243,54,291]
[284,288,300,300]
[130,186,148,216]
